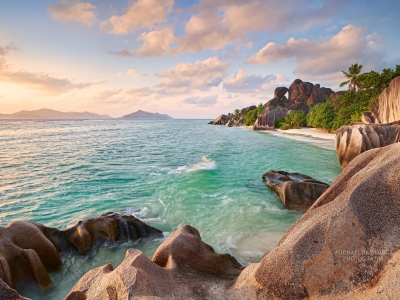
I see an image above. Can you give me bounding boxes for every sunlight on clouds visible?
[247,25,387,81]
[117,69,148,77]
[136,28,176,57]
[48,0,97,26]
[100,0,174,35]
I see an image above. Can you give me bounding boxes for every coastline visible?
[236,126,336,150]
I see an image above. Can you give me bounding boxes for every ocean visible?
[0,119,341,299]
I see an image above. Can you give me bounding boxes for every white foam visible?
[186,156,217,172]
[149,172,161,177]
[167,166,187,174]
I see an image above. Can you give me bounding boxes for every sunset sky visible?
[0,0,399,118]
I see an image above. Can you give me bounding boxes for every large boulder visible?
[288,102,309,114]
[0,213,161,293]
[329,90,346,100]
[262,171,329,208]
[231,142,400,299]
[65,225,242,300]
[335,121,400,168]
[152,225,243,276]
[232,116,245,127]
[0,278,29,300]
[213,114,232,125]
[369,76,400,124]
[274,87,288,99]
[288,79,314,103]
[307,84,334,105]
[253,107,288,130]
[265,97,279,107]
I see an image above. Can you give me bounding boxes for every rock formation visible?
[240,105,256,114]
[307,84,334,105]
[262,170,329,208]
[288,79,314,103]
[253,107,288,130]
[64,143,400,299]
[213,114,232,125]
[288,102,309,114]
[65,225,242,300]
[335,121,400,168]
[274,87,289,99]
[0,278,29,300]
[363,76,400,124]
[231,142,400,299]
[0,213,161,292]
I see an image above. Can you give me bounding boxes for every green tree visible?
[284,111,307,128]
[340,63,366,93]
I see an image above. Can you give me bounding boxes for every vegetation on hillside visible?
[307,64,400,130]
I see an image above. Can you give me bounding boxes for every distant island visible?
[120,110,173,120]
[0,109,111,120]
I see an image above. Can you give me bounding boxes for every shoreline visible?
[236,126,336,150]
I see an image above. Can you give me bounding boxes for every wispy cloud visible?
[48,0,97,26]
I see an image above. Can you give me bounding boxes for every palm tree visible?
[340,63,366,94]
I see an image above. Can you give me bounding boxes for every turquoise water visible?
[0,120,341,299]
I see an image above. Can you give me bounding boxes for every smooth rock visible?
[265,97,279,107]
[307,85,334,105]
[288,79,314,103]
[213,114,232,125]
[361,112,375,124]
[335,121,400,168]
[253,107,288,130]
[287,102,309,114]
[262,170,329,208]
[274,87,288,99]
[370,76,400,124]
[232,143,400,299]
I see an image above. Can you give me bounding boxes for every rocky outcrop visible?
[240,105,256,114]
[65,225,242,300]
[366,76,400,124]
[231,142,400,299]
[253,107,288,130]
[288,102,309,114]
[335,121,400,168]
[232,116,245,127]
[274,87,289,99]
[288,79,314,103]
[0,278,29,300]
[0,213,161,292]
[307,84,334,105]
[329,90,346,100]
[262,170,329,208]
[213,114,232,125]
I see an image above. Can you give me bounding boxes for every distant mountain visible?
[120,110,173,120]
[0,109,112,120]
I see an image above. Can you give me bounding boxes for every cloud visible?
[183,95,218,106]
[106,45,134,58]
[100,0,174,35]
[117,69,148,77]
[223,69,286,94]
[0,43,104,95]
[47,0,97,26]
[174,0,345,53]
[135,28,176,57]
[246,25,387,81]
[155,56,228,93]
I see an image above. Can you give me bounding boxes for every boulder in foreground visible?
[262,170,329,208]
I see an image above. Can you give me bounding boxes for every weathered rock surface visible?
[65,225,242,300]
[0,278,29,300]
[361,112,375,124]
[288,102,309,114]
[0,213,161,293]
[288,79,314,103]
[253,107,288,130]
[232,116,245,127]
[307,84,334,105]
[231,143,400,299]
[240,105,256,114]
[265,97,279,107]
[213,114,232,125]
[207,120,214,124]
[329,90,346,100]
[369,76,400,124]
[335,121,400,168]
[274,87,289,99]
[262,170,329,208]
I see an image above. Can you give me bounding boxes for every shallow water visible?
[0,120,342,299]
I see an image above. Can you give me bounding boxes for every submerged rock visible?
[262,170,329,208]
[65,225,242,300]
[335,121,400,168]
[0,213,161,293]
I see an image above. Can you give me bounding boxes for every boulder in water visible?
[262,170,329,208]
[213,114,232,125]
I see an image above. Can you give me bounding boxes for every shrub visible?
[275,119,286,128]
[284,110,307,128]
[307,100,336,130]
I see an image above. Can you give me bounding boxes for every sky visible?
[0,0,399,118]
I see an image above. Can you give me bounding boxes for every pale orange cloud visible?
[48,0,97,26]
[117,69,148,77]
[100,0,174,35]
